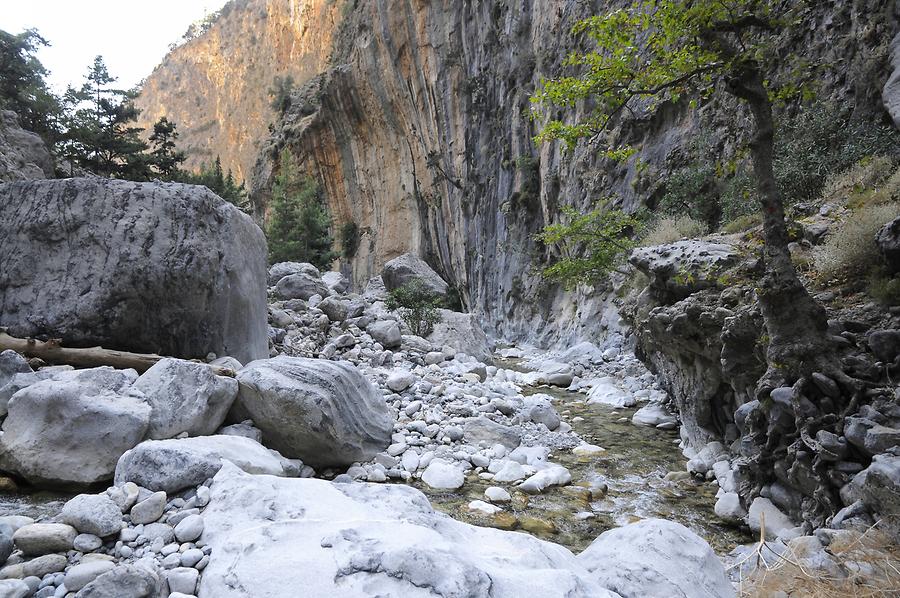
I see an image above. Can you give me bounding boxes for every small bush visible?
[820,157,898,208]
[721,212,763,234]
[868,267,900,306]
[813,203,900,282]
[340,221,360,259]
[640,215,707,246]
[385,280,442,337]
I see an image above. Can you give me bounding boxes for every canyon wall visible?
[138,0,898,345]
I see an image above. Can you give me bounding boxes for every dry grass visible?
[640,215,708,246]
[735,519,900,598]
[820,157,898,208]
[813,203,900,282]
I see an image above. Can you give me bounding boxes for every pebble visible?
[130,492,167,525]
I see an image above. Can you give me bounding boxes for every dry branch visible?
[0,331,235,377]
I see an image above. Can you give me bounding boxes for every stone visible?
[0,351,30,395]
[166,567,199,595]
[748,497,795,540]
[0,524,13,565]
[197,464,620,598]
[234,356,392,467]
[267,262,320,286]
[421,460,465,490]
[318,297,349,322]
[876,216,900,273]
[60,494,123,537]
[0,579,28,598]
[130,492,167,525]
[529,404,561,431]
[76,563,162,598]
[174,515,204,543]
[629,240,736,301]
[20,554,66,578]
[468,500,502,515]
[847,454,900,537]
[366,320,402,349]
[864,425,900,454]
[73,534,103,552]
[867,329,900,363]
[492,461,527,483]
[0,110,53,182]
[464,417,521,449]
[115,435,298,494]
[586,378,635,408]
[714,492,745,524]
[427,310,494,365]
[0,368,149,487]
[274,273,329,301]
[0,178,268,364]
[484,487,511,503]
[131,358,238,440]
[386,372,415,392]
[518,465,572,494]
[12,524,76,556]
[217,421,263,443]
[883,33,900,130]
[321,271,350,294]
[64,561,116,592]
[631,403,677,428]
[381,253,449,297]
[577,518,733,598]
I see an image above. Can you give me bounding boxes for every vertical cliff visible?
[134,0,344,182]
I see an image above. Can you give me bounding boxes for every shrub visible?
[640,215,707,246]
[721,212,762,234]
[340,221,360,259]
[813,203,900,282]
[868,268,900,306]
[820,157,898,208]
[385,280,442,337]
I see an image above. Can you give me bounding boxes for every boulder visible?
[867,329,900,363]
[629,241,736,301]
[577,519,732,598]
[234,356,392,468]
[421,460,465,490]
[464,417,521,449]
[846,454,900,537]
[267,262,320,286]
[131,358,238,440]
[0,178,268,364]
[274,273,329,301]
[714,492,746,524]
[631,403,677,428]
[883,33,900,130]
[367,320,402,349]
[196,464,620,598]
[317,297,349,322]
[428,310,494,365]
[386,371,415,392]
[76,563,163,598]
[0,110,53,182]
[60,494,123,537]
[381,253,449,297]
[114,435,300,494]
[64,561,116,592]
[586,378,635,408]
[0,580,29,598]
[12,523,76,555]
[322,271,350,294]
[747,497,795,540]
[0,523,12,564]
[0,368,150,487]
[876,216,900,273]
[0,350,30,391]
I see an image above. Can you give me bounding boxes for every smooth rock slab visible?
[577,518,733,598]
[60,494,123,537]
[131,358,238,440]
[234,356,392,468]
[115,435,300,494]
[197,464,621,598]
[0,178,268,365]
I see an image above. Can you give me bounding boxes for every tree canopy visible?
[0,28,63,144]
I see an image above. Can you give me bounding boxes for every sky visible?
[3,0,230,93]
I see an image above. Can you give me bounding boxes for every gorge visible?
[0,0,899,597]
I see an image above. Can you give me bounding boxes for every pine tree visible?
[0,28,62,144]
[148,116,185,178]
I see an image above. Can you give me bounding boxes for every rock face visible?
[234,356,392,467]
[131,358,238,440]
[0,110,53,182]
[0,367,149,487]
[0,178,268,365]
[884,33,900,129]
[198,465,625,598]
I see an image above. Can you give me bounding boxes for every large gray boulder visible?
[577,518,733,598]
[131,358,238,440]
[0,110,53,182]
[629,241,736,301]
[267,262,320,286]
[114,435,301,494]
[274,272,329,301]
[428,310,494,364]
[0,367,149,487]
[381,253,449,297]
[234,356,392,468]
[883,33,900,130]
[0,178,268,365]
[197,464,621,598]
[875,216,900,274]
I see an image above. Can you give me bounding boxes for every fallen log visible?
[0,331,236,377]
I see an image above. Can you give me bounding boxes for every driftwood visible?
[0,332,235,377]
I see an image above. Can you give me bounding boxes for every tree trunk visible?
[726,64,832,398]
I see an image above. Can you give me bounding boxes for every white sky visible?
[2,1,230,93]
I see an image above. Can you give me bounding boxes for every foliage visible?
[266,149,337,268]
[868,268,900,307]
[640,215,707,246]
[175,156,246,207]
[0,28,62,144]
[722,212,763,234]
[59,56,151,179]
[536,206,641,288]
[269,75,295,114]
[657,161,720,228]
[148,117,186,178]
[385,280,443,337]
[813,203,900,283]
[340,221,360,259]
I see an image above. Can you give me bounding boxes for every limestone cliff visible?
[134,0,344,182]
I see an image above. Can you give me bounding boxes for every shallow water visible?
[416,381,752,555]
[0,488,69,522]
